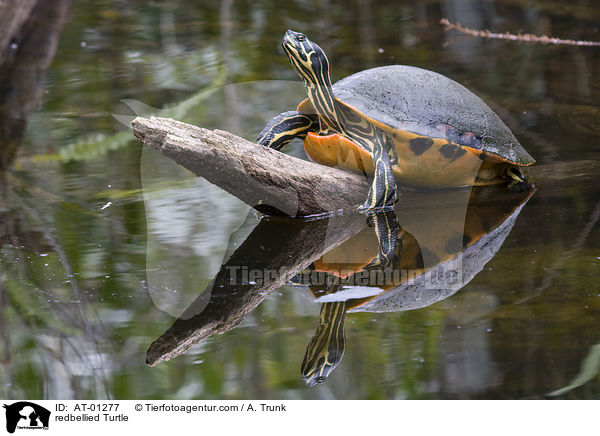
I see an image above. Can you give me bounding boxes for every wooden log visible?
[131,116,370,217]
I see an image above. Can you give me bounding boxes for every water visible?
[1,0,599,399]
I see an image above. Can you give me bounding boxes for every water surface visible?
[1,0,599,399]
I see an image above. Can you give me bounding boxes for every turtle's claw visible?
[508,167,525,182]
[364,256,382,267]
[357,190,397,213]
[357,203,395,214]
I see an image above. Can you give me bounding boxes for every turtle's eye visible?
[297,34,306,42]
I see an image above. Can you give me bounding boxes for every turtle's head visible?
[282,30,331,87]
[300,301,346,387]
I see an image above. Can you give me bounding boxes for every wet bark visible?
[132,116,371,217]
[0,0,71,170]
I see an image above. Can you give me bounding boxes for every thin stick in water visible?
[440,18,600,47]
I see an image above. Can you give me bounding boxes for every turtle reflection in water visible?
[296,186,535,387]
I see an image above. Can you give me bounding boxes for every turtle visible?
[258,30,535,211]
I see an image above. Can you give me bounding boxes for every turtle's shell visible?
[340,66,533,164]
[300,65,535,167]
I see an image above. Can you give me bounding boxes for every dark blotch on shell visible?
[408,137,434,156]
[444,234,463,254]
[413,251,424,270]
[462,234,472,248]
[420,247,441,267]
[439,143,467,161]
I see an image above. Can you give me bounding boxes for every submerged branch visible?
[440,18,600,47]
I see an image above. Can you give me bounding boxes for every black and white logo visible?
[3,402,50,433]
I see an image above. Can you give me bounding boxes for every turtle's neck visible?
[302,56,341,133]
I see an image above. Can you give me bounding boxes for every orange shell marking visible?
[304,132,372,175]
[303,131,508,187]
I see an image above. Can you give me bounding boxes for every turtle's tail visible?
[508,167,526,183]
[506,167,534,191]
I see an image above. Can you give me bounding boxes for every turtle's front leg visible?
[358,137,398,210]
[257,111,319,150]
[364,209,401,269]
